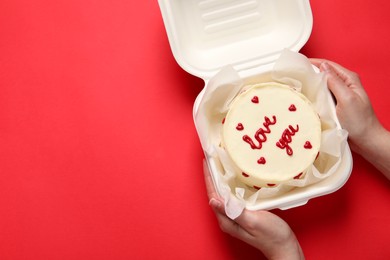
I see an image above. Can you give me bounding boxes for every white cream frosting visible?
[222,82,321,188]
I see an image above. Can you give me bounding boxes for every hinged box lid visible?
[159,0,313,79]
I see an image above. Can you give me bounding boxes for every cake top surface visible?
[222,82,321,186]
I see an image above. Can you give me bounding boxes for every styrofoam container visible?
[159,0,353,210]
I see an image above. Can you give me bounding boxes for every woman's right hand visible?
[310,59,382,154]
[311,59,390,179]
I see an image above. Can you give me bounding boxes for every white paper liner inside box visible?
[194,50,348,219]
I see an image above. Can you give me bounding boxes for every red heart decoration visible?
[257,157,266,164]
[251,96,259,103]
[236,123,244,131]
[289,104,297,111]
[304,141,312,149]
[294,172,303,179]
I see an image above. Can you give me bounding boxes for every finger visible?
[203,159,219,201]
[310,58,354,79]
[234,209,283,235]
[234,209,259,228]
[325,61,362,89]
[234,210,273,238]
[321,62,353,99]
[311,59,361,89]
[309,58,325,68]
[210,199,254,241]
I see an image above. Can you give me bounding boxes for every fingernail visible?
[209,198,221,208]
[321,62,330,72]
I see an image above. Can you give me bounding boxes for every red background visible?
[1,1,389,259]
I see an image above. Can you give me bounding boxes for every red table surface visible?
[1,1,389,259]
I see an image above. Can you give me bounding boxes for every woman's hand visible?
[311,59,390,179]
[310,59,381,153]
[204,161,304,260]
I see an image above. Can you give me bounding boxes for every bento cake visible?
[222,82,321,189]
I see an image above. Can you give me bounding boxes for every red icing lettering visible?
[267,183,276,187]
[276,125,299,156]
[242,116,277,149]
[289,104,297,111]
[257,157,266,164]
[251,96,259,103]
[304,141,312,149]
[222,117,225,124]
[236,123,244,131]
[253,186,261,190]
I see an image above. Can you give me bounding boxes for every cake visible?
[222,82,321,189]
